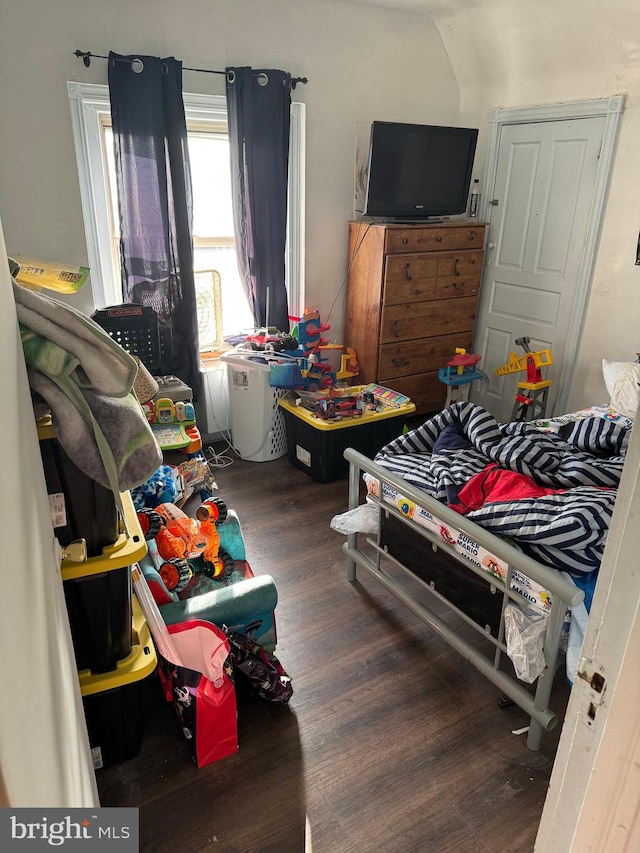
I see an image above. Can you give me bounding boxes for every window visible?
[68,82,305,351]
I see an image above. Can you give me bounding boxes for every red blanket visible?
[450,463,564,514]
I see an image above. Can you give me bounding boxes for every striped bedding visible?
[371,402,630,576]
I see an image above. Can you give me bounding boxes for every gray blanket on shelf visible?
[14,279,161,493]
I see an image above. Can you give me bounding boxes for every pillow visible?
[602,359,640,419]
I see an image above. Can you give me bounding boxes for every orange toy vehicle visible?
[138,497,234,590]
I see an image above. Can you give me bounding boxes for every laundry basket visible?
[220,349,288,462]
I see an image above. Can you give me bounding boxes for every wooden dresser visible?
[345,220,486,415]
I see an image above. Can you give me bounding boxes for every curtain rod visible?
[73,50,308,89]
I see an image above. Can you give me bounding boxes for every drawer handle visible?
[404,262,412,281]
[436,235,443,242]
[402,238,409,244]
[454,259,460,277]
[468,233,475,241]
[391,357,409,367]
[453,281,465,290]
[393,319,400,338]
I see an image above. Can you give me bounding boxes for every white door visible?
[473,116,605,423]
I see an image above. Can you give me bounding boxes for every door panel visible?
[490,281,560,324]
[474,116,605,422]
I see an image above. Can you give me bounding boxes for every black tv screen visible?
[364,121,479,220]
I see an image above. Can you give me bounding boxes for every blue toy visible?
[131,464,180,510]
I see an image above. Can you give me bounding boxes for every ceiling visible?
[334,0,466,14]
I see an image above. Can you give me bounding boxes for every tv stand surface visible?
[366,216,477,227]
[391,218,446,225]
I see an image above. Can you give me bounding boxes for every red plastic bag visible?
[158,620,238,767]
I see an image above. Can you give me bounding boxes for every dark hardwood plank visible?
[97,449,569,852]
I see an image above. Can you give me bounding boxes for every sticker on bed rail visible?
[530,404,633,433]
[370,478,553,614]
[510,569,553,612]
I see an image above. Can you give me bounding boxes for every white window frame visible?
[67,81,305,318]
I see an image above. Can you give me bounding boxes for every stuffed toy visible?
[131,464,180,510]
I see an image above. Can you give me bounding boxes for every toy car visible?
[137,497,234,584]
[246,327,299,352]
[314,395,364,419]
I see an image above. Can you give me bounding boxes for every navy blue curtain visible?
[108,52,201,400]
[225,67,292,333]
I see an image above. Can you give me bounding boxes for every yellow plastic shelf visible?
[60,490,147,581]
[77,596,157,696]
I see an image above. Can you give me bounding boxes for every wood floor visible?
[97,444,570,853]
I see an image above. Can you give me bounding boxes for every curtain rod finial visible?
[74,50,91,67]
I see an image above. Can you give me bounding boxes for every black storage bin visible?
[80,602,157,769]
[64,566,133,673]
[279,394,415,483]
[39,435,119,558]
[83,676,145,769]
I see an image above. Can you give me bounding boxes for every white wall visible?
[426,0,640,409]
[0,0,458,344]
[2,0,635,404]
[0,216,99,807]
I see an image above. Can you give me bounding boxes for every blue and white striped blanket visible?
[373,402,629,576]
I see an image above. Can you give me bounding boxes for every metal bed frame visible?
[342,448,585,751]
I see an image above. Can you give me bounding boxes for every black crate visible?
[64,566,133,673]
[39,436,119,557]
[80,602,157,769]
[280,405,410,483]
[91,303,169,374]
[83,676,145,769]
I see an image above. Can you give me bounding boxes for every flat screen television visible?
[363,121,479,221]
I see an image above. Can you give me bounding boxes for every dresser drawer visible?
[385,228,426,253]
[383,372,447,415]
[417,226,484,252]
[384,225,485,254]
[383,254,437,305]
[378,332,474,380]
[437,250,484,278]
[380,296,479,344]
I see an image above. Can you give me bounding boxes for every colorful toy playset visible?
[495,336,553,421]
[438,348,485,406]
[292,310,360,390]
[233,309,361,394]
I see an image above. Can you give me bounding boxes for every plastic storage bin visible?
[278,391,416,482]
[220,349,288,462]
[61,491,147,673]
[91,303,169,374]
[38,419,119,558]
[79,596,157,769]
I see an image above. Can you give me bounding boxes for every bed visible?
[338,360,638,751]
